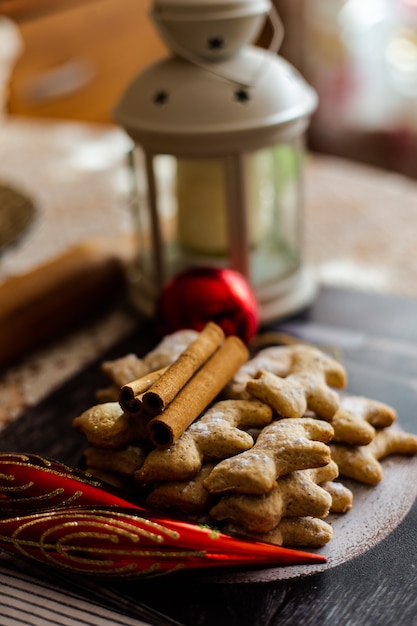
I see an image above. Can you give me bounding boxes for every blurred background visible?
[1,0,417,178]
[1,0,417,414]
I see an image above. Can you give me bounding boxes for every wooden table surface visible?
[1,115,417,426]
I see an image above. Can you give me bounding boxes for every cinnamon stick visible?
[147,335,249,448]
[119,367,169,415]
[141,322,225,415]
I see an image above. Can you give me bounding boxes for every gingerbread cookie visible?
[146,463,217,514]
[330,427,417,485]
[209,463,336,534]
[246,345,346,420]
[225,515,333,548]
[73,402,135,449]
[204,417,334,495]
[223,346,293,400]
[321,481,353,513]
[135,400,273,483]
[97,330,199,402]
[84,445,147,476]
[269,516,334,548]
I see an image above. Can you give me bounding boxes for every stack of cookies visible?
[73,323,417,549]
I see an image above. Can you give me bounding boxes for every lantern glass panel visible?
[128,138,304,314]
[250,139,302,287]
[128,150,178,311]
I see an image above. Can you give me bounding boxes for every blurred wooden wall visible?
[2,0,167,123]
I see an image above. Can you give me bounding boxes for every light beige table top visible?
[1,116,416,426]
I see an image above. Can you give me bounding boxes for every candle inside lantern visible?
[176,150,274,255]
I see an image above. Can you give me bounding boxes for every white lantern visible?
[115,0,318,321]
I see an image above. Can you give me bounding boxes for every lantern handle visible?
[150,5,285,89]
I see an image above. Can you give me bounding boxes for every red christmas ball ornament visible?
[156,267,259,343]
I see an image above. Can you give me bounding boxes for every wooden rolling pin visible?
[0,240,131,368]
